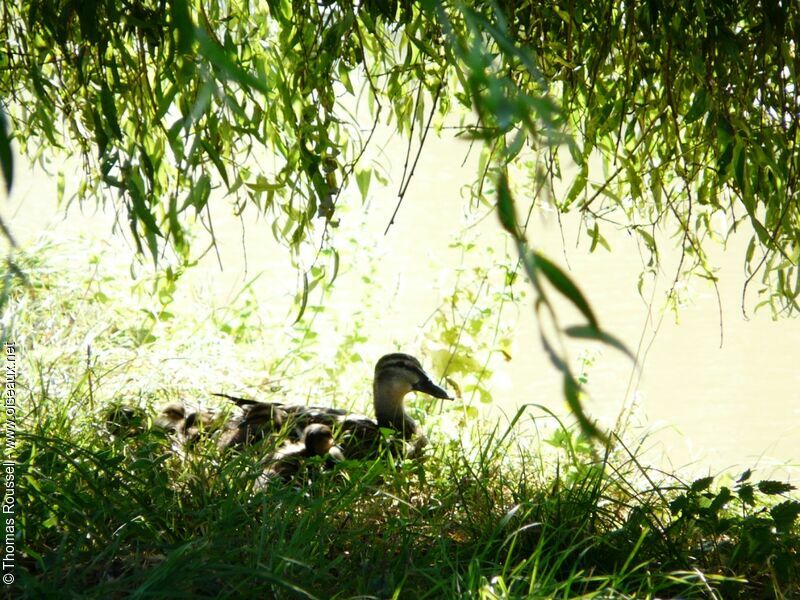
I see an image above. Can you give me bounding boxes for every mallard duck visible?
[215,353,451,457]
[255,423,342,485]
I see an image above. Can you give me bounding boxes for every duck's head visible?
[155,403,186,432]
[302,423,336,456]
[373,353,451,434]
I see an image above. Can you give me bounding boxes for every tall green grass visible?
[4,239,799,598]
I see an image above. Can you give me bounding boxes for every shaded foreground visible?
[5,241,800,598]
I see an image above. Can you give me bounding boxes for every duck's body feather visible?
[213,353,451,459]
[216,402,286,451]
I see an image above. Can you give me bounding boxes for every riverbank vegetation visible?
[6,240,798,598]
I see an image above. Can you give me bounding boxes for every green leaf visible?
[684,88,707,123]
[733,141,746,191]
[184,173,211,214]
[563,370,606,442]
[670,494,690,515]
[534,252,598,328]
[127,173,162,238]
[90,108,109,158]
[737,483,755,506]
[329,249,340,285]
[196,28,269,95]
[564,165,587,209]
[100,84,123,139]
[564,325,635,361]
[170,0,194,54]
[496,173,518,237]
[707,486,732,513]
[293,272,309,324]
[690,476,714,492]
[355,169,371,201]
[200,139,229,186]
[757,480,795,495]
[245,176,283,192]
[506,128,526,161]
[0,111,12,193]
[636,228,657,254]
[156,83,179,121]
[770,500,800,532]
[588,222,611,252]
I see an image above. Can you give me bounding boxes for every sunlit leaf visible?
[196,28,269,95]
[293,272,309,324]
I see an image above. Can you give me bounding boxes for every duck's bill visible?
[413,377,452,400]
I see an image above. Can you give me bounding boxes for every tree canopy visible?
[1,0,798,433]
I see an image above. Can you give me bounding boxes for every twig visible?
[384,81,443,235]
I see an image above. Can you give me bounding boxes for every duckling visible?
[217,402,288,451]
[153,402,224,445]
[255,423,341,486]
[181,408,224,444]
[215,353,451,458]
[154,402,186,433]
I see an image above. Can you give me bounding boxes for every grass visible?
[3,238,799,599]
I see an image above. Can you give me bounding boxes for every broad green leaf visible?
[690,476,714,492]
[737,484,755,506]
[757,480,795,495]
[707,487,732,513]
[770,500,800,532]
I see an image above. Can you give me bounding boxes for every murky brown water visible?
[5,131,799,483]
